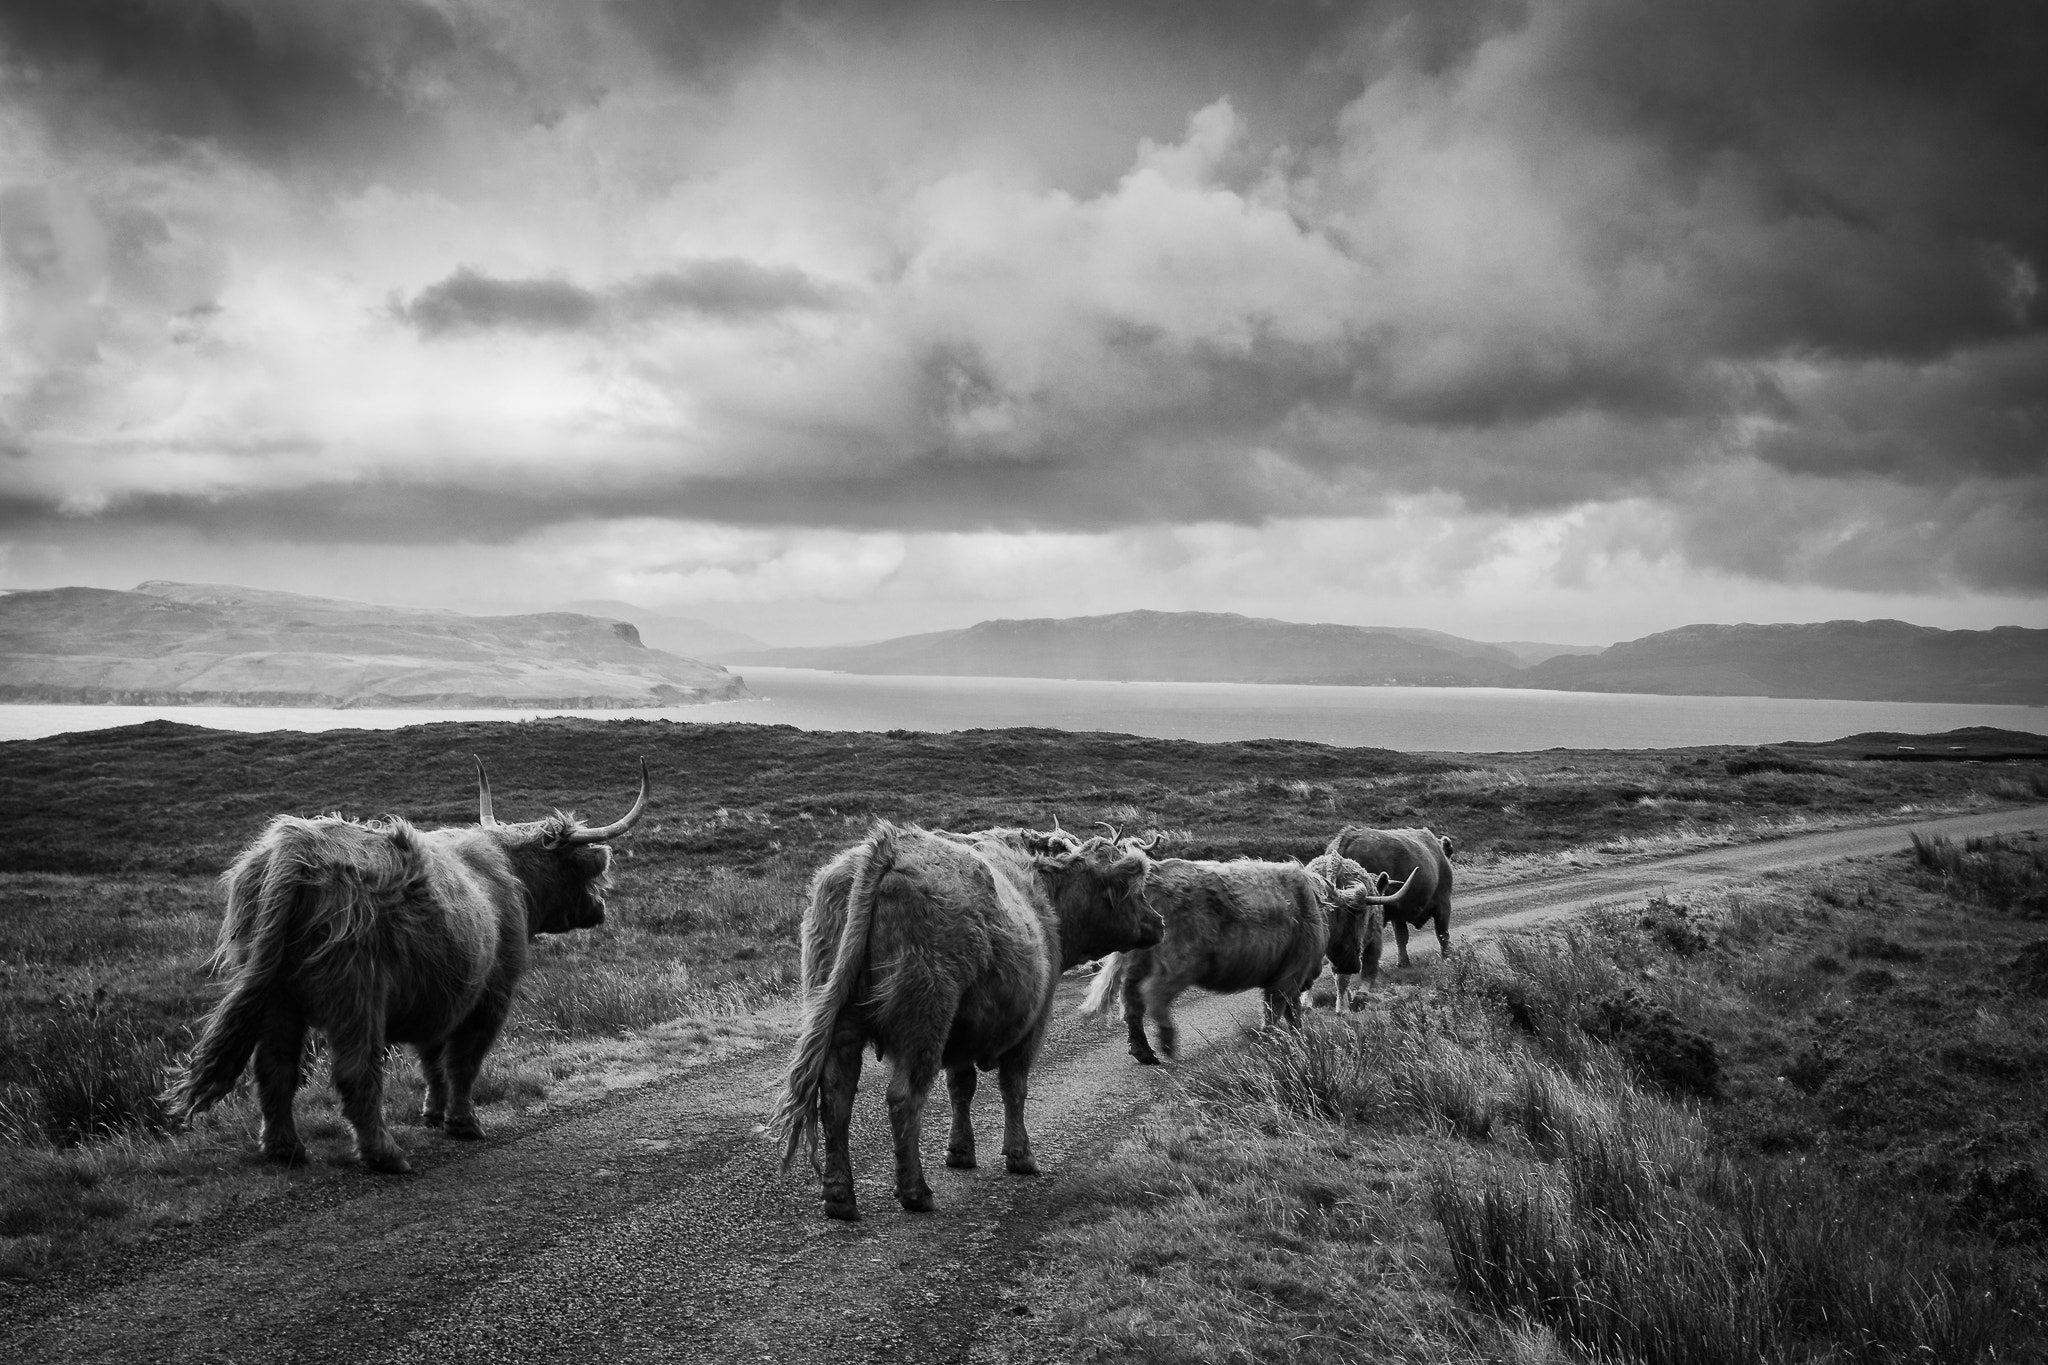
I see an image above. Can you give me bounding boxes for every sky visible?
[1,0,2043,647]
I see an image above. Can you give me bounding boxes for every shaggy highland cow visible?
[772,823,1161,1221]
[1326,825,1456,967]
[1081,856,1414,1065]
[1303,851,1393,1010]
[165,758,647,1173]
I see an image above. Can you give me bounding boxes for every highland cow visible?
[1303,851,1393,1010]
[165,758,647,1173]
[1081,856,1414,1065]
[1327,825,1456,967]
[772,823,1161,1221]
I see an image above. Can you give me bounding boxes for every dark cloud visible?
[399,261,842,334]
[620,261,843,317]
[400,270,602,334]
[0,0,460,171]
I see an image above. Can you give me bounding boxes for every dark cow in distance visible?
[1080,857,1414,1065]
[166,758,647,1173]
[1327,825,1455,967]
[772,824,1160,1221]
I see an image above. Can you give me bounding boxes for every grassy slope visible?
[0,719,2041,1288]
[988,837,2048,1364]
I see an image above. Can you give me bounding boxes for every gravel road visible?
[6,804,2042,1364]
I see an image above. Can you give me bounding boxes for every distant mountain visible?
[729,610,1524,686]
[1491,640,1610,666]
[1513,621,2048,705]
[556,599,766,662]
[0,582,753,708]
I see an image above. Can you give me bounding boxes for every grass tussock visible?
[0,987,175,1147]
[1911,832,2048,916]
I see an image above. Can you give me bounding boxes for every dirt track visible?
[6,804,2044,1364]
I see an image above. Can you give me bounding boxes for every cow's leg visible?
[819,1022,865,1221]
[1333,972,1354,1012]
[252,1001,308,1165]
[1122,954,1160,1066]
[329,1016,409,1175]
[1142,974,1184,1061]
[997,1045,1040,1176]
[416,1041,449,1128]
[1393,917,1413,969]
[438,1000,509,1141]
[1434,905,1452,960]
[945,1062,978,1169]
[886,1046,941,1213]
[1263,984,1304,1030]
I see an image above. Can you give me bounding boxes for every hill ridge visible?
[0,583,752,709]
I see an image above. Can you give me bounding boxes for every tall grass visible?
[0,987,174,1146]
[513,962,698,1040]
[1910,832,2048,916]
[1431,1155,2015,1365]
[1182,925,2029,1363]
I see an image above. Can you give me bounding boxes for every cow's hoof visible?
[444,1117,484,1141]
[945,1148,977,1169]
[360,1147,413,1175]
[1005,1155,1039,1177]
[1134,1052,1163,1067]
[419,1107,444,1127]
[898,1189,935,1213]
[262,1142,309,1166]
[825,1200,860,1222]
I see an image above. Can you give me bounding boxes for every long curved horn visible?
[562,758,650,845]
[1352,868,1419,905]
[474,756,497,827]
[1132,830,1163,852]
[1095,820,1123,843]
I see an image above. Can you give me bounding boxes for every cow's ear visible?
[1108,849,1149,881]
[1440,836,1456,859]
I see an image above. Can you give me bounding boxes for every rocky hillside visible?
[1512,620,2048,705]
[0,582,754,708]
[556,599,766,662]
[730,609,1525,686]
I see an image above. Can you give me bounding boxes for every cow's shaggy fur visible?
[1327,825,1455,967]
[1081,857,1412,1064]
[165,785,634,1174]
[772,824,1160,1221]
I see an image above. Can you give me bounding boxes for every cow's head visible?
[476,757,650,935]
[1324,866,1416,987]
[1326,877,1388,984]
[1038,834,1161,969]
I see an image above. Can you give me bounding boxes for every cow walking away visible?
[165,759,647,1173]
[1326,825,1455,967]
[1080,857,1414,1065]
[771,824,1160,1221]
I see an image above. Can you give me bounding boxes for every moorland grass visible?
[1013,837,2048,1363]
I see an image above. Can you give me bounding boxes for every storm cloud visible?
[398,260,842,333]
[0,0,2043,618]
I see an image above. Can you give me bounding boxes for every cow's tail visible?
[163,832,309,1119]
[772,823,896,1173]
[1077,952,1126,1017]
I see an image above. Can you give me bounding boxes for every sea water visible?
[1,666,2041,752]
